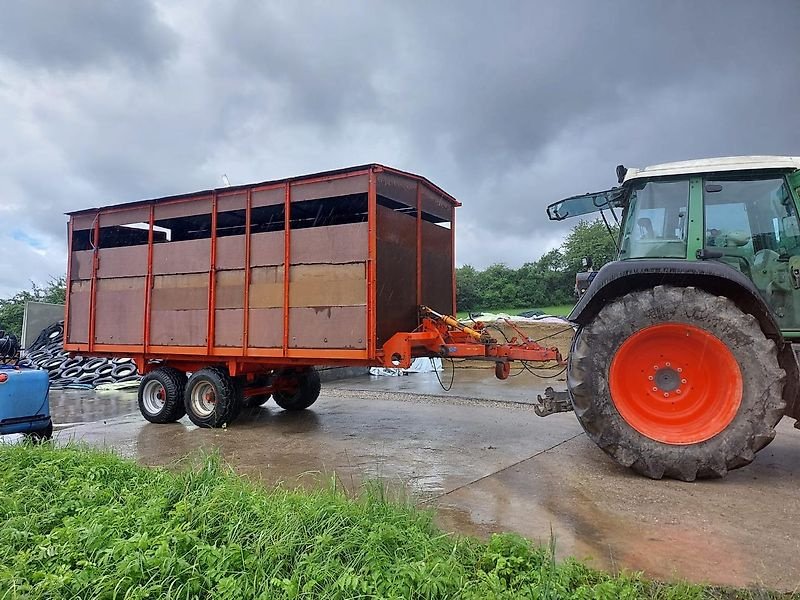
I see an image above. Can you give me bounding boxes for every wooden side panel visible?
[95,277,145,344]
[153,239,210,274]
[215,309,243,347]
[150,273,209,346]
[217,236,246,271]
[97,246,148,278]
[249,266,284,308]
[289,307,367,349]
[421,221,454,314]
[290,223,368,264]
[421,185,453,222]
[250,231,284,266]
[376,206,418,347]
[291,174,368,202]
[154,197,211,220]
[248,307,283,347]
[100,206,150,227]
[218,193,246,212]
[67,280,90,344]
[150,310,208,346]
[289,264,366,307]
[216,270,244,309]
[252,187,283,208]
[70,250,93,281]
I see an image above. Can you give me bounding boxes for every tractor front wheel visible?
[568,285,785,481]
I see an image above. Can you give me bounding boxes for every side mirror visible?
[581,256,593,270]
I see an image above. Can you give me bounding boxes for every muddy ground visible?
[34,369,800,592]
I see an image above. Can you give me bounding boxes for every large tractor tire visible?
[569,285,785,481]
[138,367,187,424]
[184,367,242,428]
[272,368,321,411]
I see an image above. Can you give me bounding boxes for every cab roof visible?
[623,155,800,183]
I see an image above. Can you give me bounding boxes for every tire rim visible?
[609,322,743,445]
[190,381,217,418]
[141,380,166,415]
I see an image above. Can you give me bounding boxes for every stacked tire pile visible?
[21,321,139,388]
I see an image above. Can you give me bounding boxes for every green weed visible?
[0,445,789,599]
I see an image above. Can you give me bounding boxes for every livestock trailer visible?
[64,165,461,426]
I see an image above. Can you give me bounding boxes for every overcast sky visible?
[1,0,798,297]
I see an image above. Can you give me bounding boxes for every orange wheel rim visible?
[609,323,742,445]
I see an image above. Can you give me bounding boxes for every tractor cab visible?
[548,156,800,331]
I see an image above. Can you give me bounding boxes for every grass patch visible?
[456,304,574,320]
[0,445,783,599]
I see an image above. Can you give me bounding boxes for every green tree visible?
[0,277,66,338]
[562,219,619,274]
[455,265,481,311]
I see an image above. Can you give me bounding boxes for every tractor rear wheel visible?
[568,285,785,481]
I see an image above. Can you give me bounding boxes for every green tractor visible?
[548,156,800,481]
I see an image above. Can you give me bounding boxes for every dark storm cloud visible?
[0,0,175,70]
[0,0,798,295]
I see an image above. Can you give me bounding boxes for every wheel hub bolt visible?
[648,375,654,380]
[681,378,687,384]
[663,392,670,398]
[652,386,658,391]
[676,389,682,394]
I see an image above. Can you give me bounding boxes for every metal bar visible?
[242,188,252,355]
[416,182,422,308]
[450,205,457,314]
[87,213,100,352]
[367,168,377,358]
[207,193,218,353]
[143,204,155,353]
[63,218,73,344]
[282,182,291,355]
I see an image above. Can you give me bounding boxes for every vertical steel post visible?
[367,169,378,358]
[282,183,291,355]
[207,193,218,353]
[416,182,423,308]
[143,205,155,353]
[63,218,73,344]
[242,188,252,355]
[87,213,100,352]
[450,205,457,314]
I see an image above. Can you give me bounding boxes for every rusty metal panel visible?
[95,277,145,344]
[291,174,368,202]
[252,187,283,208]
[248,307,283,347]
[249,266,284,308]
[421,220,454,314]
[250,231,284,266]
[153,239,210,274]
[100,206,150,228]
[218,192,246,213]
[154,197,212,220]
[72,213,97,231]
[151,274,209,310]
[67,280,90,344]
[216,270,244,309]
[217,235,245,270]
[97,246,148,278]
[290,223,368,264]
[289,263,366,307]
[289,306,366,349]
[215,309,243,347]
[376,206,418,347]
[150,309,208,346]
[70,250,94,280]
[421,185,453,222]
[377,171,417,208]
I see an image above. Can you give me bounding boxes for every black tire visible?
[138,367,187,424]
[273,368,321,411]
[569,285,785,481]
[24,420,53,443]
[184,366,242,428]
[245,393,271,408]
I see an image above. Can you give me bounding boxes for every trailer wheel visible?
[569,285,786,481]
[273,368,321,411]
[138,367,187,424]
[184,367,242,428]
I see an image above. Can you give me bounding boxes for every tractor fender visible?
[570,259,800,421]
[569,259,782,341]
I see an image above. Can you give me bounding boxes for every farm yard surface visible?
[40,368,800,593]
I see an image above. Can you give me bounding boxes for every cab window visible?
[620,180,689,258]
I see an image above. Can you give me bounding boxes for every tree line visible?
[456,219,618,311]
